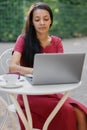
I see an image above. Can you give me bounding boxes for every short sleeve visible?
[13,34,24,53]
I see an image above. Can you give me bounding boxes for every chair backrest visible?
[0,48,18,109]
[0,48,13,74]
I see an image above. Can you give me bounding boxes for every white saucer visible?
[25,74,33,78]
[0,82,23,89]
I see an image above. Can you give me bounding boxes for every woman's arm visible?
[9,51,33,75]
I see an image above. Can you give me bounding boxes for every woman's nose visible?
[39,20,45,24]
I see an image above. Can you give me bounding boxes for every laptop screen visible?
[27,53,85,85]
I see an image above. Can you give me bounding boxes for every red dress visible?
[14,35,87,130]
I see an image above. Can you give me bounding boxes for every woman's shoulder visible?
[50,35,64,53]
[51,35,62,46]
[15,34,25,46]
[17,34,25,41]
[51,35,62,43]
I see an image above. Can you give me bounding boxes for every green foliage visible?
[0,1,24,42]
[58,0,87,5]
[53,3,87,38]
[0,0,87,42]
[44,1,87,38]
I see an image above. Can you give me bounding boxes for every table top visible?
[0,75,81,95]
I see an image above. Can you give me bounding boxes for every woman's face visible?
[32,9,51,34]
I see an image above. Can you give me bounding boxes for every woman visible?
[9,2,87,130]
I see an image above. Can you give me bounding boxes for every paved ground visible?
[0,37,87,129]
[62,37,87,106]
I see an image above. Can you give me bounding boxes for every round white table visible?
[0,75,81,130]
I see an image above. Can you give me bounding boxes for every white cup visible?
[3,74,19,85]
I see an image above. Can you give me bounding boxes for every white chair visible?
[0,96,21,130]
[0,48,21,129]
[0,48,16,112]
[0,48,13,74]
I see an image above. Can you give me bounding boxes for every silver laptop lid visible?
[32,53,85,85]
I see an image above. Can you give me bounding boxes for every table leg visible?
[9,94,32,130]
[9,91,71,130]
[23,94,33,129]
[42,91,71,130]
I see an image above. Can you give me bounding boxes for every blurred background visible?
[0,0,87,42]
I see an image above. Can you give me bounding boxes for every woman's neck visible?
[37,33,51,48]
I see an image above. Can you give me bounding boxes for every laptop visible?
[26,53,85,85]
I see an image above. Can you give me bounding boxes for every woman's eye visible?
[35,19,40,22]
[34,17,50,22]
[44,18,49,21]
